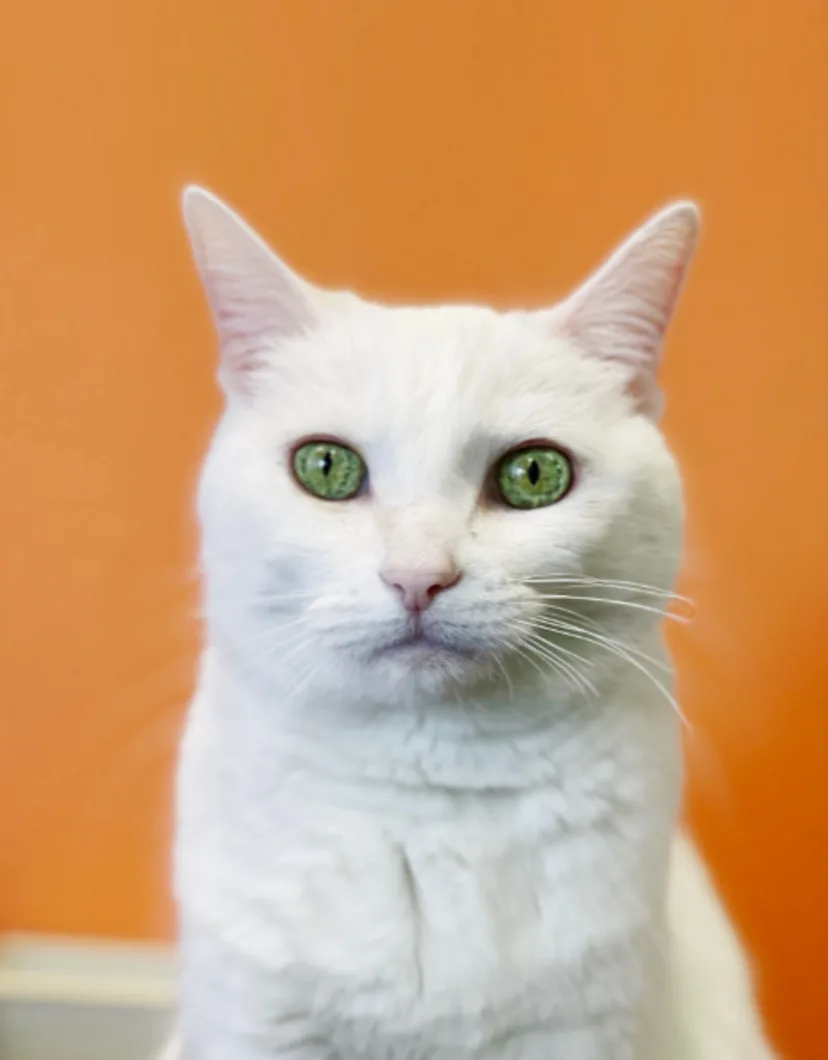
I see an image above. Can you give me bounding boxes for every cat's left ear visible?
[182,186,319,399]
[550,202,700,418]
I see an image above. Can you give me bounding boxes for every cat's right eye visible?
[292,440,366,501]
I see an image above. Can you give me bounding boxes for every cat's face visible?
[185,191,697,705]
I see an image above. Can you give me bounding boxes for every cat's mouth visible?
[373,622,478,661]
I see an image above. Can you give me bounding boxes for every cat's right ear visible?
[182,187,317,398]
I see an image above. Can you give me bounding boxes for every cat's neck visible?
[191,642,677,794]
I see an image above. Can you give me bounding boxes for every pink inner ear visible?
[183,187,319,397]
[663,260,685,321]
[204,255,316,378]
[554,203,699,417]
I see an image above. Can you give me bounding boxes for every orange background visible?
[2,1,826,1055]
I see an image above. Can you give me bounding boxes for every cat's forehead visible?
[342,300,540,374]
[271,299,624,448]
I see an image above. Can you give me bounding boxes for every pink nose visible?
[380,567,461,613]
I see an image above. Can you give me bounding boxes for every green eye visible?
[292,440,366,501]
[496,446,573,509]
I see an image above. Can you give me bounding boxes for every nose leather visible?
[380,566,461,613]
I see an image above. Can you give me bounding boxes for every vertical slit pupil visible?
[527,459,540,486]
[321,451,333,476]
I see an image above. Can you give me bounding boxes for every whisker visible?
[530,593,687,623]
[240,620,318,675]
[513,623,597,698]
[508,641,562,688]
[530,616,672,674]
[524,575,693,608]
[517,624,595,683]
[524,574,677,593]
[255,589,320,604]
[244,615,310,648]
[491,652,516,704]
[534,619,688,728]
[542,603,608,633]
[516,640,584,697]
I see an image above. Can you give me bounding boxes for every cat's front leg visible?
[176,991,335,1060]
[177,923,333,1060]
[475,1022,636,1060]
[176,1034,334,1060]
[176,1011,335,1060]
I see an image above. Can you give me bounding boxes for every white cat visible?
[169,188,777,1059]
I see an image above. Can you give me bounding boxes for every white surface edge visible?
[0,934,177,1008]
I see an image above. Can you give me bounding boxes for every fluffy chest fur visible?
[175,665,678,1059]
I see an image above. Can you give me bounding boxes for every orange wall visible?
[2,2,826,1055]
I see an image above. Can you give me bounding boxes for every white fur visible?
[169,190,776,1058]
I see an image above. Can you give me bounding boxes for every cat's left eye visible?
[495,446,573,510]
[292,440,366,501]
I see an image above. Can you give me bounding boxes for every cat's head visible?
[184,189,698,707]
